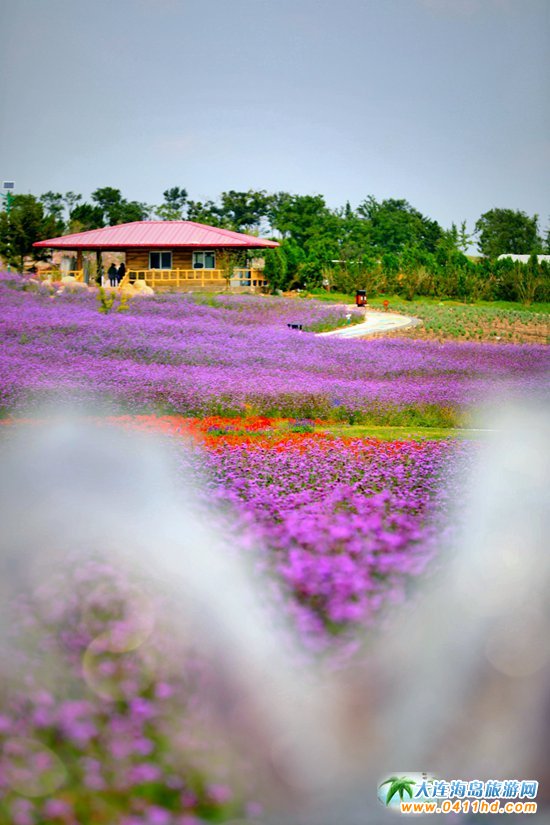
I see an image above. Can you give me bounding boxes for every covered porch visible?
[33,220,278,293]
[54,258,267,292]
[127,267,267,291]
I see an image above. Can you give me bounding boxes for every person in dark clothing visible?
[108,263,118,287]
[117,262,126,285]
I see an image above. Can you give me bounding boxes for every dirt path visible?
[317,307,421,339]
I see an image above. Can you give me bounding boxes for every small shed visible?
[33,220,279,291]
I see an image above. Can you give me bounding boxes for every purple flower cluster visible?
[0,417,471,822]
[0,558,248,824]
[0,276,547,420]
[198,436,468,646]
[0,270,545,821]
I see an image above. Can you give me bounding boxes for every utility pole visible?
[2,182,15,273]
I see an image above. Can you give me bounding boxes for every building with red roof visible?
[33,220,279,291]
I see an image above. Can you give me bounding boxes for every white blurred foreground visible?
[0,403,548,824]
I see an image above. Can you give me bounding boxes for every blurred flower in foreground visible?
[0,402,548,823]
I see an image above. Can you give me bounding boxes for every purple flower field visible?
[199,434,468,647]
[0,551,259,825]
[1,274,548,423]
[0,419,469,824]
[0,270,547,823]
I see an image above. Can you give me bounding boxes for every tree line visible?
[0,186,548,303]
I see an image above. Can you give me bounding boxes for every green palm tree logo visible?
[379,775,417,806]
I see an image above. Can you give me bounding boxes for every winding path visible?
[317,307,422,339]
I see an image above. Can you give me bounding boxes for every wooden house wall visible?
[126,250,211,270]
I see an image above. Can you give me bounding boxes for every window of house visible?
[192,251,216,269]
[149,251,172,269]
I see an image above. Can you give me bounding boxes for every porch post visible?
[82,251,91,285]
[95,251,103,286]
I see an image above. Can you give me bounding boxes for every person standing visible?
[117,261,126,285]
[108,262,118,287]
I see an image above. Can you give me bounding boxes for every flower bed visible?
[0,556,258,825]
[201,433,466,643]
[0,417,471,823]
[0,268,546,821]
[1,275,547,424]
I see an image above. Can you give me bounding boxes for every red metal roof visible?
[33,221,279,250]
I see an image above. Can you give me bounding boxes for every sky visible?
[1,0,549,236]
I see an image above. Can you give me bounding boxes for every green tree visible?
[263,247,288,291]
[68,203,105,232]
[269,194,329,247]
[91,187,151,225]
[186,199,225,226]
[278,238,306,288]
[155,187,188,220]
[380,251,400,293]
[38,191,66,239]
[219,189,270,232]
[514,254,545,305]
[399,245,434,300]
[216,250,239,289]
[39,192,65,225]
[442,222,460,250]
[265,191,293,234]
[118,200,152,223]
[63,191,82,223]
[357,197,442,253]
[91,187,124,224]
[335,205,373,264]
[458,220,473,252]
[475,208,542,258]
[0,194,53,270]
[306,232,340,270]
[269,197,372,288]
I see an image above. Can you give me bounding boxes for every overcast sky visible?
[1,0,548,234]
